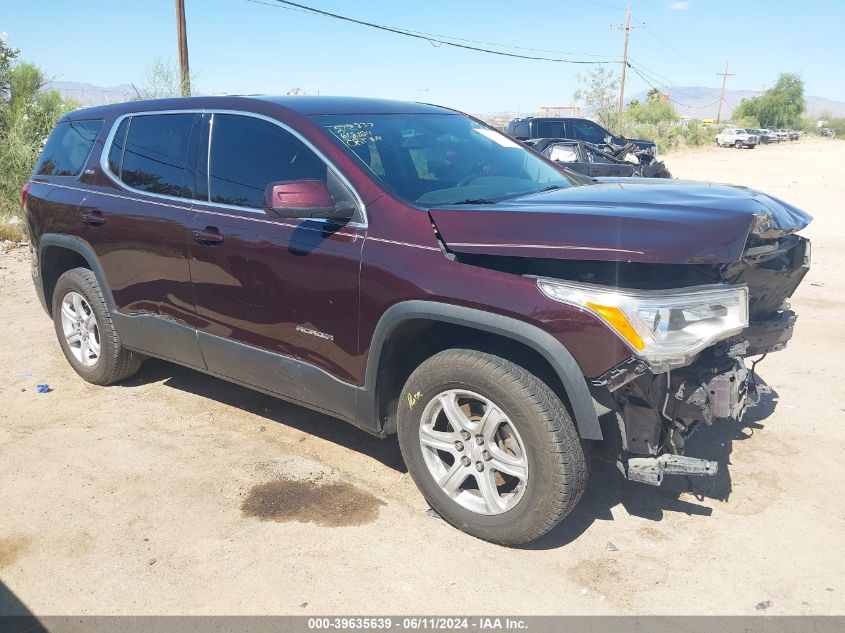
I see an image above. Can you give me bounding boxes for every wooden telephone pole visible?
[715,62,734,124]
[175,0,191,97]
[613,6,645,128]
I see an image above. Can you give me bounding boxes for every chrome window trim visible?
[43,181,362,239]
[99,108,368,228]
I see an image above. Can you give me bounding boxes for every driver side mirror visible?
[263,180,355,221]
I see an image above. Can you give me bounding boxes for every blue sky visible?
[4,0,843,113]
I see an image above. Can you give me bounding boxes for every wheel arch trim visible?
[37,234,117,315]
[363,301,603,440]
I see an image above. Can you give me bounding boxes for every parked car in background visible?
[786,129,800,140]
[506,116,658,155]
[716,128,759,148]
[821,127,836,138]
[769,128,789,141]
[24,95,812,545]
[753,129,779,144]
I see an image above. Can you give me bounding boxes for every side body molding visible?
[361,301,603,440]
[34,239,602,440]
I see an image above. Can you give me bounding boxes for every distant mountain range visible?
[49,79,845,121]
[49,81,137,106]
[632,86,845,119]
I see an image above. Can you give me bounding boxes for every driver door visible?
[187,112,365,413]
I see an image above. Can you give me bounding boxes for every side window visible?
[208,114,328,209]
[570,120,608,144]
[107,118,129,178]
[34,119,103,177]
[120,113,194,196]
[534,120,567,138]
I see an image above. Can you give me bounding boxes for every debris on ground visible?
[425,508,441,519]
[36,383,51,394]
[755,600,774,611]
[606,541,619,552]
[147,557,156,566]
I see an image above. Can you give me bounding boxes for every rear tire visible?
[397,349,587,545]
[52,267,143,385]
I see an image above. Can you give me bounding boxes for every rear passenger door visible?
[187,113,365,417]
[80,111,205,367]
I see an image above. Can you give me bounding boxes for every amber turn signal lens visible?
[585,302,645,351]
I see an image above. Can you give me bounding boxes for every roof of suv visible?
[62,95,454,120]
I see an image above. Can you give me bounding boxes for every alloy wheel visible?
[418,389,529,515]
[60,291,101,367]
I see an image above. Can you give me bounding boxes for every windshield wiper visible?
[449,198,497,205]
[535,185,566,193]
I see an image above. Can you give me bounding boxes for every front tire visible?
[52,267,143,385]
[397,349,587,545]
[734,140,743,149]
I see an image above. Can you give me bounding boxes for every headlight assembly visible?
[537,279,749,373]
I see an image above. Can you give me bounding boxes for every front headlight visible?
[537,279,748,373]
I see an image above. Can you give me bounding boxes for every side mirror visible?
[263,180,354,221]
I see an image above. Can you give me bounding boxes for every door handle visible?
[81,211,106,227]
[193,227,224,246]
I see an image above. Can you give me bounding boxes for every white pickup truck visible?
[716,128,759,149]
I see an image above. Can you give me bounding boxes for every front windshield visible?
[312,113,573,206]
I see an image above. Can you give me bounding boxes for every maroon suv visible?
[23,96,812,545]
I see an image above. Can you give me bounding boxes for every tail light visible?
[21,181,31,211]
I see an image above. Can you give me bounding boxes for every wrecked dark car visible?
[26,96,811,546]
[524,137,672,178]
[505,116,658,154]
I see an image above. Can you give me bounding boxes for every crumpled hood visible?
[429,179,812,264]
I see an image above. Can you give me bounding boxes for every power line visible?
[640,27,718,68]
[625,58,710,100]
[244,0,621,64]
[625,63,720,111]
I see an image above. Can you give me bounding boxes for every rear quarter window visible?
[34,119,103,177]
[116,113,195,197]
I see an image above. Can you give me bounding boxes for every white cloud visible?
[669,1,691,9]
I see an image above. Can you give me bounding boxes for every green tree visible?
[626,90,680,125]
[132,57,197,100]
[573,67,619,131]
[733,73,806,127]
[0,33,19,103]
[0,39,79,238]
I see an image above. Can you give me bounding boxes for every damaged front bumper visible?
[592,337,770,485]
[590,236,809,486]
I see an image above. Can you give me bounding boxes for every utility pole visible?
[612,6,645,129]
[715,62,734,124]
[175,0,191,97]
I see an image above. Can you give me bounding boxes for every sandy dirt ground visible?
[1,138,843,616]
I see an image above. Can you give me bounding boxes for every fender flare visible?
[37,234,117,313]
[363,301,602,440]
